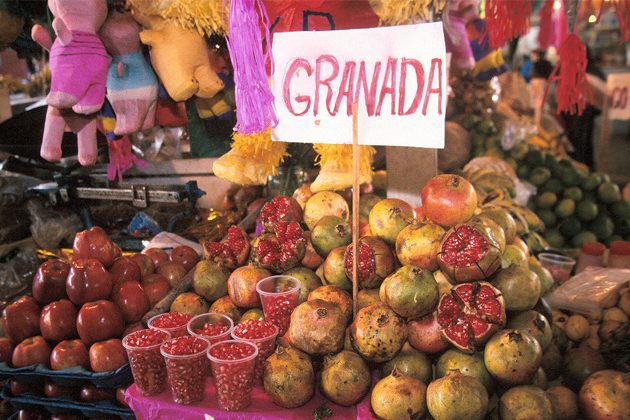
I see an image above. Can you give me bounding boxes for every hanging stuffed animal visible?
[129,6,224,102]
[99,10,158,134]
[31,0,109,165]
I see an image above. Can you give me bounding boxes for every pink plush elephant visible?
[99,11,158,135]
[32,0,108,166]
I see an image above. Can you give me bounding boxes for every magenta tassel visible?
[107,136,146,183]
[227,0,277,134]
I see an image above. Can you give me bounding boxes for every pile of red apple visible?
[0,226,199,374]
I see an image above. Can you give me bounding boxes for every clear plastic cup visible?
[122,329,171,396]
[148,312,192,338]
[207,340,258,411]
[231,320,279,383]
[160,336,210,405]
[538,253,576,284]
[256,275,301,335]
[187,313,234,345]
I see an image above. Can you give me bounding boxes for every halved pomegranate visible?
[252,221,306,273]
[344,236,395,289]
[202,225,250,270]
[257,196,303,228]
[437,281,506,353]
[437,221,501,283]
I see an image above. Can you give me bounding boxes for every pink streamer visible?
[227,0,278,134]
[107,136,146,183]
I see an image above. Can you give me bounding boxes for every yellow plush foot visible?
[310,144,375,192]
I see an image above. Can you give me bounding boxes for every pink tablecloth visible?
[126,377,377,420]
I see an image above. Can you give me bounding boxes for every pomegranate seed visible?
[161,336,209,404]
[231,319,278,382]
[208,341,258,411]
[195,323,229,338]
[149,312,192,338]
[123,329,170,396]
[260,293,298,336]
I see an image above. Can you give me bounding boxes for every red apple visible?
[143,273,167,284]
[170,245,200,272]
[111,281,150,323]
[44,381,78,398]
[3,296,40,344]
[40,299,78,342]
[79,384,116,402]
[143,277,171,306]
[76,300,124,345]
[0,337,14,363]
[11,380,42,396]
[142,248,169,268]
[157,262,188,287]
[73,226,121,268]
[109,257,141,285]
[12,336,51,367]
[50,339,89,370]
[116,385,129,407]
[130,253,154,279]
[32,259,70,305]
[122,322,143,337]
[66,259,113,305]
[88,339,127,372]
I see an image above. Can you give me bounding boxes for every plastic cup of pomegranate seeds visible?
[256,275,300,335]
[538,253,576,284]
[187,313,234,345]
[160,335,210,405]
[122,329,171,396]
[148,312,192,338]
[231,319,279,382]
[207,340,258,411]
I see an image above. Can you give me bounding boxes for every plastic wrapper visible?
[0,248,39,300]
[132,127,183,162]
[0,171,41,207]
[26,200,81,250]
[545,267,630,319]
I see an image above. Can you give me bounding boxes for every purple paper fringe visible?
[227,0,278,135]
[107,137,146,183]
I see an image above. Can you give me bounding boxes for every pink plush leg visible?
[112,99,145,135]
[141,100,157,131]
[41,106,66,162]
[64,112,98,166]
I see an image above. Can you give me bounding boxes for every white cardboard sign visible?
[607,72,630,121]
[271,22,447,148]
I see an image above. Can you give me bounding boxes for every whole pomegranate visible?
[202,225,250,270]
[307,285,353,325]
[499,386,554,420]
[285,300,345,356]
[344,236,394,289]
[563,346,607,391]
[395,222,446,271]
[379,266,439,319]
[484,330,542,385]
[252,221,306,273]
[437,282,506,353]
[320,351,371,407]
[421,174,477,227]
[579,370,630,420]
[301,232,324,269]
[371,370,427,420]
[359,194,383,223]
[310,216,351,258]
[303,191,349,230]
[492,266,541,312]
[169,292,209,315]
[546,386,578,420]
[436,349,494,393]
[257,196,303,228]
[427,370,488,420]
[227,265,270,308]
[382,342,432,384]
[323,246,352,291]
[192,260,230,302]
[357,288,380,311]
[507,310,552,351]
[479,206,517,244]
[407,312,449,354]
[541,344,563,381]
[263,346,314,409]
[368,198,414,244]
[208,295,242,323]
[292,184,313,209]
[437,221,502,283]
[350,303,406,363]
[477,216,506,253]
[283,267,322,304]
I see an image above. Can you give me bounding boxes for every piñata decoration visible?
[370,0,445,25]
[485,0,531,48]
[310,144,375,192]
[126,0,226,35]
[107,135,146,183]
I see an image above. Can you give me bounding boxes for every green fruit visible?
[517,165,531,179]
[590,215,614,240]
[558,217,582,238]
[576,200,599,223]
[559,167,580,187]
[598,182,622,204]
[529,167,552,187]
[536,192,557,209]
[311,216,352,257]
[571,231,597,248]
[554,199,575,219]
[611,200,630,219]
[563,187,583,202]
[544,229,565,249]
[617,218,630,236]
[436,350,494,393]
[525,150,545,167]
[510,142,529,160]
[541,178,563,195]
[582,173,602,191]
[537,210,557,230]
[544,153,558,169]
[382,343,433,384]
[600,172,611,183]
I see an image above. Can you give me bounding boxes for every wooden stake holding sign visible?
[270,22,447,316]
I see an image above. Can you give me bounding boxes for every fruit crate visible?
[1,384,134,419]
[0,362,132,388]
